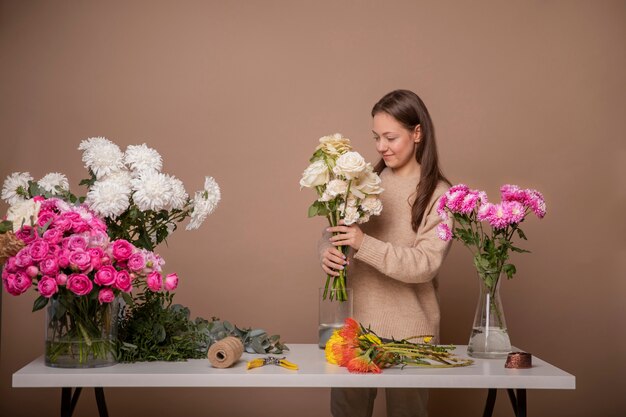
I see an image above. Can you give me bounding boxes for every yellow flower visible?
[359,333,382,345]
[316,133,352,157]
[423,336,433,344]
[325,330,344,365]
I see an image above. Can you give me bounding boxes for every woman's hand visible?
[327,221,365,251]
[320,246,347,277]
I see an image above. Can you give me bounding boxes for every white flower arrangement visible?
[1,137,221,249]
[300,133,384,300]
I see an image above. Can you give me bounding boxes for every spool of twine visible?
[0,232,25,265]
[207,336,244,368]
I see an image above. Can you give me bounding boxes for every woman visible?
[320,89,452,417]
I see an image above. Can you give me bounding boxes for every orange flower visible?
[339,317,361,343]
[347,352,382,374]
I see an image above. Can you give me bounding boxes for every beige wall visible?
[1,1,624,416]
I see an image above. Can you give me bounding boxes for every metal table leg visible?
[483,388,527,417]
[60,387,108,417]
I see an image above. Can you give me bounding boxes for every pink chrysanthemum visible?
[500,184,527,203]
[487,203,510,229]
[459,191,480,214]
[446,189,468,213]
[524,189,546,218]
[505,201,525,225]
[437,223,452,241]
[437,195,448,220]
[477,203,495,221]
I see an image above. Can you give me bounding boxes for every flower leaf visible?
[32,296,49,312]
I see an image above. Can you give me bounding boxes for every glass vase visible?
[45,295,120,368]
[467,271,512,359]
[318,288,353,348]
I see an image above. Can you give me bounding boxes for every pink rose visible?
[4,257,18,273]
[26,265,39,278]
[28,239,50,261]
[39,256,60,276]
[7,272,33,295]
[112,240,134,262]
[88,217,107,232]
[69,250,92,272]
[53,216,72,232]
[115,270,132,292]
[98,288,115,304]
[37,211,56,228]
[94,265,117,286]
[42,228,63,245]
[127,252,146,272]
[14,247,34,268]
[164,273,178,291]
[57,249,71,269]
[67,235,88,251]
[15,226,38,244]
[38,276,58,298]
[146,271,162,292]
[67,273,93,296]
[88,247,105,269]
[88,230,109,248]
[56,273,68,286]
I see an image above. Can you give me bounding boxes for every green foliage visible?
[117,291,288,362]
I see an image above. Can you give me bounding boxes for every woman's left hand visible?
[327,220,364,251]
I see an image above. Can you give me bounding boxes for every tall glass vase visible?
[45,295,120,368]
[467,271,511,359]
[318,288,353,348]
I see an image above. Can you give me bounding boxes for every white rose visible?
[357,212,371,224]
[354,170,383,195]
[299,160,329,188]
[7,199,41,232]
[361,196,383,216]
[333,152,367,180]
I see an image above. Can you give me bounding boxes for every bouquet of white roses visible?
[300,133,383,301]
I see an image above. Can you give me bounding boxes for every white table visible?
[13,344,575,417]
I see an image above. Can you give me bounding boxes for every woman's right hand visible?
[320,246,347,277]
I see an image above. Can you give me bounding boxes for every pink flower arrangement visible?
[437,184,546,287]
[1,198,172,309]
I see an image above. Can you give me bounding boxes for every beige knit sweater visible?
[320,168,452,341]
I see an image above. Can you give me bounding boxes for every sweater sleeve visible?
[353,188,452,284]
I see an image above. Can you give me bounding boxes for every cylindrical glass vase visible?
[45,295,120,368]
[467,271,511,359]
[318,288,353,348]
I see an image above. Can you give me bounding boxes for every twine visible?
[0,232,25,266]
[207,336,244,368]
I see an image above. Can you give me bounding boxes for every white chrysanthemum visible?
[185,176,221,230]
[101,170,132,189]
[131,172,173,211]
[79,136,124,179]
[124,143,163,174]
[167,176,188,210]
[86,177,132,218]
[2,172,33,205]
[361,196,383,216]
[6,198,41,232]
[319,179,348,202]
[37,172,70,194]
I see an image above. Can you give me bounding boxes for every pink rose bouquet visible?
[1,197,172,366]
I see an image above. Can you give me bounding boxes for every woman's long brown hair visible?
[371,90,450,232]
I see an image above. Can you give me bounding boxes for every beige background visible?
[1,1,624,416]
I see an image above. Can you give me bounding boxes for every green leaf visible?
[307,203,318,217]
[510,246,530,254]
[121,291,134,306]
[0,220,13,233]
[32,296,49,312]
[516,228,528,240]
[503,263,517,279]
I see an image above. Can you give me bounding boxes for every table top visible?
[13,344,575,389]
